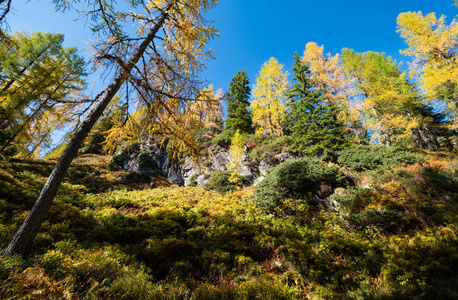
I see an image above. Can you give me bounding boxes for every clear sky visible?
[5,0,458,101]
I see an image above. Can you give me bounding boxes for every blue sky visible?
[6,0,458,100]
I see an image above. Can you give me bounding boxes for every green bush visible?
[204,171,239,194]
[254,157,346,210]
[248,136,294,163]
[337,145,426,171]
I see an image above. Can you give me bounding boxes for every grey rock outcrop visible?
[113,141,184,186]
[114,141,295,187]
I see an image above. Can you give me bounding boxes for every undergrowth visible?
[0,153,457,299]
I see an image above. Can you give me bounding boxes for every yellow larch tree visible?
[341,49,422,147]
[5,0,219,257]
[251,57,288,136]
[397,11,458,126]
[302,42,364,142]
[103,85,223,158]
[302,42,353,105]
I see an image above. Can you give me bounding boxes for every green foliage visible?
[211,129,235,148]
[337,145,426,171]
[335,160,458,234]
[248,135,293,163]
[204,170,242,194]
[225,70,253,134]
[285,53,349,155]
[0,31,87,157]
[188,174,198,187]
[382,227,458,299]
[254,156,345,210]
[1,153,458,299]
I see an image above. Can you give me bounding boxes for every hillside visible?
[1,148,457,299]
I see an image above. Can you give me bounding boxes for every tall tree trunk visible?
[372,107,391,146]
[406,112,439,151]
[417,126,439,151]
[3,9,170,257]
[412,128,427,150]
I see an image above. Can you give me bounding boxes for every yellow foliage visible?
[397,11,458,124]
[227,130,245,188]
[303,42,354,106]
[251,57,288,136]
[88,0,219,160]
[6,266,75,300]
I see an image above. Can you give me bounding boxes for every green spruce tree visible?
[285,53,349,155]
[225,70,253,133]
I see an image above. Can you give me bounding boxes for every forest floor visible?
[0,151,457,299]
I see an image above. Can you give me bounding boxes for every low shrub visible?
[382,226,458,299]
[204,171,249,195]
[248,136,294,163]
[337,145,426,171]
[254,157,346,210]
[212,130,236,148]
[188,174,198,187]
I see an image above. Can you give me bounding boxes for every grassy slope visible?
[0,152,457,299]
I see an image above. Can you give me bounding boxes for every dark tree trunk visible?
[3,9,170,257]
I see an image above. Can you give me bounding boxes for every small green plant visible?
[248,136,293,163]
[188,174,198,187]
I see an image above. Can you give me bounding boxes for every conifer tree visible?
[225,70,253,133]
[285,53,348,155]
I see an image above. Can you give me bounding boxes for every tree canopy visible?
[286,53,348,154]
[251,57,288,136]
[225,70,253,134]
[0,31,87,157]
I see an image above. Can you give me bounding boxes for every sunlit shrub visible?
[382,226,458,299]
[204,171,249,194]
[254,157,345,210]
[237,276,302,299]
[212,130,235,148]
[2,266,74,300]
[337,145,425,171]
[92,267,158,300]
